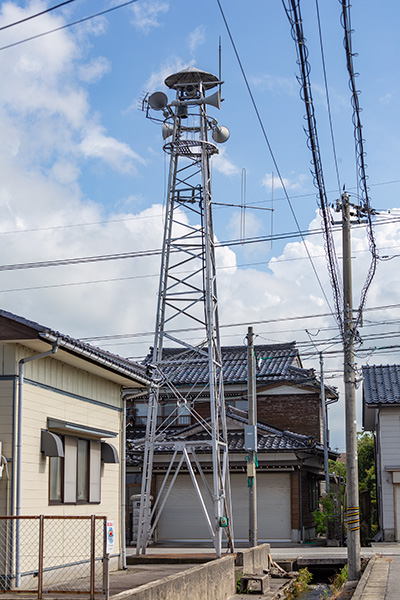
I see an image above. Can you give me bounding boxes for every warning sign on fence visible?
[106,520,114,554]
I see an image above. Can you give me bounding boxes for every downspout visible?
[298,465,303,544]
[15,341,59,586]
[11,376,17,516]
[120,393,127,570]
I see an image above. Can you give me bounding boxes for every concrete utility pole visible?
[341,192,361,580]
[246,327,258,548]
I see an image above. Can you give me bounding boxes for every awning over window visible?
[47,418,117,439]
[41,430,64,457]
[101,442,119,463]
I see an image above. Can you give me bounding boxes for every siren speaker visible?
[203,90,221,109]
[148,91,168,111]
[177,105,188,118]
[171,90,221,110]
[212,125,230,144]
[162,123,174,140]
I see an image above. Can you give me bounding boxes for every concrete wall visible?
[110,546,271,600]
[110,555,236,600]
[235,543,270,575]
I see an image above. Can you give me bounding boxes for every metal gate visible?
[0,516,109,599]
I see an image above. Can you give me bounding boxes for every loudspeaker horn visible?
[203,90,221,109]
[149,91,168,111]
[162,123,174,140]
[212,125,230,144]
[171,90,221,110]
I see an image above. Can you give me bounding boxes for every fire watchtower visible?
[136,67,234,557]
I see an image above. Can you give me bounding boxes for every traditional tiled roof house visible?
[363,364,400,541]
[127,342,338,545]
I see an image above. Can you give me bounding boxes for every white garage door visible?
[155,472,291,543]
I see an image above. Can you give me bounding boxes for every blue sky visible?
[1,1,400,450]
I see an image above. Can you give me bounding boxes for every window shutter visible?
[64,436,77,503]
[90,440,101,503]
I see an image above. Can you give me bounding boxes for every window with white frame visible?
[49,436,101,504]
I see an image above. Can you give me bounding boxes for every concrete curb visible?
[351,555,378,600]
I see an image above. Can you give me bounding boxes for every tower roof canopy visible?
[164,66,219,90]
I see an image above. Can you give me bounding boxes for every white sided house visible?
[363,364,400,542]
[0,309,150,584]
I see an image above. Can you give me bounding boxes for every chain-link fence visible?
[0,516,109,599]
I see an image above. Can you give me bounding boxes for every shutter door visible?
[155,472,291,543]
[395,484,400,541]
[232,473,291,542]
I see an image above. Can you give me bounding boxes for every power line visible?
[315,0,342,193]
[0,181,397,239]
[0,1,79,31]
[282,0,344,338]
[81,302,400,343]
[216,0,334,319]
[3,240,400,295]
[340,0,378,332]
[0,213,398,274]
[0,0,139,52]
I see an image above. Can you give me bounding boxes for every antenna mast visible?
[136,67,234,557]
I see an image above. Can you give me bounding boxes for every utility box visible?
[131,494,153,544]
[244,425,257,451]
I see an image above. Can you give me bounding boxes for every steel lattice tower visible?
[136,67,234,557]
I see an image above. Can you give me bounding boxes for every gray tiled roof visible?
[126,406,323,465]
[363,364,400,405]
[0,309,151,385]
[143,342,317,387]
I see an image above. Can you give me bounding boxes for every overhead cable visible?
[0,0,139,52]
[0,214,396,274]
[315,0,342,193]
[216,0,334,317]
[340,0,378,332]
[282,0,344,338]
[81,301,400,343]
[0,1,79,31]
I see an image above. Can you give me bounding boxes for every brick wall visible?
[130,389,324,444]
[257,393,323,442]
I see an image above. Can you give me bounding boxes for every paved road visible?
[352,554,400,600]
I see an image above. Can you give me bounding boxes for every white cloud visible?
[262,172,307,191]
[251,73,298,97]
[226,211,264,243]
[130,1,169,34]
[212,148,240,176]
[144,58,192,93]
[380,93,393,105]
[79,57,111,83]
[124,58,193,113]
[80,125,145,173]
[187,26,206,54]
